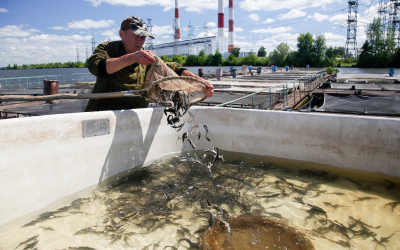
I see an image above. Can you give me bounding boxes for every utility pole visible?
[146,19,154,50]
[91,37,96,54]
[173,20,178,56]
[389,0,400,47]
[203,22,208,55]
[379,0,389,37]
[344,0,358,58]
[188,20,194,55]
[76,46,80,63]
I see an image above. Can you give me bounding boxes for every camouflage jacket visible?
[85,41,184,112]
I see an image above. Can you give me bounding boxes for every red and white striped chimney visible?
[218,0,224,37]
[228,0,234,52]
[175,0,180,39]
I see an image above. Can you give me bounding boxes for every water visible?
[0,68,95,89]
[1,151,399,250]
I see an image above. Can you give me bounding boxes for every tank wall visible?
[0,107,399,229]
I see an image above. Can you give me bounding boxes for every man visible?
[85,16,214,112]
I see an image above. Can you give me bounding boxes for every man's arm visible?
[105,50,155,74]
[180,70,214,98]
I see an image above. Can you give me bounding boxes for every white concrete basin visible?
[1,107,399,232]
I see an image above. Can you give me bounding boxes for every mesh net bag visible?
[144,55,208,108]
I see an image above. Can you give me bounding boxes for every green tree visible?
[198,50,207,65]
[212,50,223,66]
[257,46,267,57]
[185,55,198,66]
[270,42,290,66]
[232,47,240,57]
[296,32,314,66]
[325,46,335,59]
[172,54,184,65]
[312,34,327,66]
[206,54,214,66]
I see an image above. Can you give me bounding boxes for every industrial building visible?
[147,0,233,58]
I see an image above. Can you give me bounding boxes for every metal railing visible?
[71,73,96,83]
[0,75,64,90]
[215,70,325,109]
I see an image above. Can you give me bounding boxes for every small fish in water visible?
[350,193,377,203]
[187,111,194,123]
[384,201,400,212]
[182,132,188,143]
[167,115,180,125]
[345,177,363,187]
[197,130,201,140]
[349,216,381,229]
[201,211,232,236]
[187,138,196,149]
[203,125,211,141]
[205,147,224,169]
[172,123,184,132]
[190,125,199,134]
[323,202,350,210]
[15,235,39,250]
[384,179,394,190]
[257,193,280,198]
[372,232,396,250]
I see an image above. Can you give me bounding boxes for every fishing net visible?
[144,55,208,108]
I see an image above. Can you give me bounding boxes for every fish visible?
[348,216,381,229]
[164,107,178,117]
[190,125,199,134]
[15,235,39,250]
[384,179,394,190]
[384,201,400,212]
[372,232,396,250]
[257,193,280,198]
[187,111,194,123]
[345,177,363,187]
[323,202,350,210]
[350,193,377,203]
[171,123,184,132]
[197,130,201,140]
[167,115,180,125]
[182,132,188,143]
[203,125,211,141]
[201,211,231,236]
[187,138,196,149]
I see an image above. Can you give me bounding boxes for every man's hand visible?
[105,50,155,74]
[129,50,155,66]
[180,70,214,98]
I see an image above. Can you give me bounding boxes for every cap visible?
[121,16,155,39]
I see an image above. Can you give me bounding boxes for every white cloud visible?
[206,22,217,27]
[101,28,119,36]
[249,14,260,22]
[85,0,218,12]
[239,0,338,11]
[235,27,244,32]
[0,25,40,37]
[329,13,347,24]
[251,26,293,33]
[279,9,307,20]
[270,33,299,41]
[48,26,70,31]
[0,8,9,13]
[152,25,174,37]
[306,13,329,22]
[262,18,274,24]
[67,19,115,29]
[28,34,92,43]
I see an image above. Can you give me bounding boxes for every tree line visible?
[357,17,400,68]
[3,61,87,70]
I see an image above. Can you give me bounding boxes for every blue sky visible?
[0,0,380,66]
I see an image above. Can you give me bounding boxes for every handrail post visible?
[252,94,254,109]
[229,103,232,108]
[293,80,296,104]
[286,83,288,106]
[269,88,272,110]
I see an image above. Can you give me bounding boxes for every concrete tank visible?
[1,107,399,232]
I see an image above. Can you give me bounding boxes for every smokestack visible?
[175,0,181,40]
[228,0,234,52]
[218,0,224,37]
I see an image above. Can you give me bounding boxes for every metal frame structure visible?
[389,0,400,47]
[188,21,194,55]
[146,19,154,51]
[345,0,358,58]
